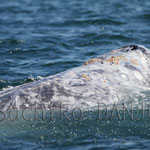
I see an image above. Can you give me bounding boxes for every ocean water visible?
[0,0,150,149]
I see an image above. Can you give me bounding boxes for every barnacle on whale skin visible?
[84,58,102,65]
[104,55,127,65]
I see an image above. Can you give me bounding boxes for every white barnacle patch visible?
[69,79,86,86]
[83,101,96,107]
[65,70,77,78]
[133,71,143,81]
[24,103,29,107]
[140,56,149,69]
[82,90,96,97]
[120,73,129,81]
[14,95,21,109]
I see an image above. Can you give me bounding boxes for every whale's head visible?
[118,44,150,56]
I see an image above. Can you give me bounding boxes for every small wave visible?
[42,60,81,67]
[0,38,25,45]
[0,75,43,91]
[51,18,125,27]
[139,13,150,21]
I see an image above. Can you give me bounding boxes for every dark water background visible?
[0,0,150,149]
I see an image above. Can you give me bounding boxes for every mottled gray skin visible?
[0,45,150,110]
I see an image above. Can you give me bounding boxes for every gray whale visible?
[0,44,150,110]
